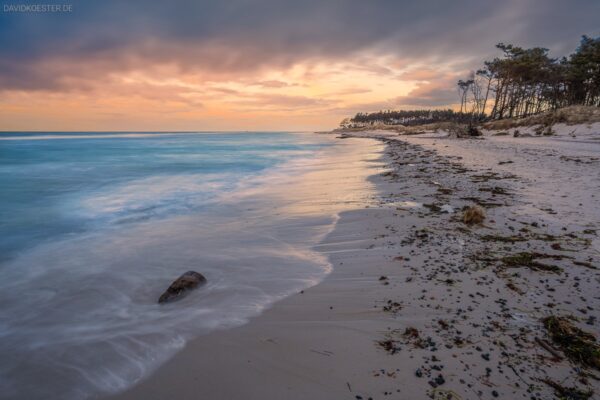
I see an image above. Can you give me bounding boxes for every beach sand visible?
[108,127,600,400]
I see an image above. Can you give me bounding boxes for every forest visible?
[345,35,599,126]
[347,109,473,126]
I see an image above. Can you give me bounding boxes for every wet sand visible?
[109,128,600,400]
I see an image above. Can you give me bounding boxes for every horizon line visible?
[0,130,316,134]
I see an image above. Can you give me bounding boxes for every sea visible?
[0,131,380,399]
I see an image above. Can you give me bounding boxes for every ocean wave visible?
[0,132,339,400]
[75,173,236,223]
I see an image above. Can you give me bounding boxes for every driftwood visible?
[535,337,564,361]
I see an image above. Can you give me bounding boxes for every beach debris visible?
[448,123,481,138]
[382,300,402,314]
[470,171,518,183]
[459,196,503,208]
[377,338,401,354]
[342,129,597,398]
[540,378,594,400]
[533,125,555,136]
[506,280,525,295]
[479,186,510,195]
[415,228,431,241]
[480,234,526,243]
[534,337,564,361]
[573,260,598,269]
[403,327,420,339]
[424,203,442,213]
[462,205,485,225]
[428,373,446,388]
[501,252,562,273]
[542,316,600,370]
[431,389,463,400]
[440,204,454,213]
[158,271,207,304]
[468,125,482,137]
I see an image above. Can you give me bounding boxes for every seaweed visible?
[540,378,593,400]
[479,186,511,195]
[573,261,598,270]
[481,234,527,243]
[459,196,504,208]
[501,252,563,273]
[424,203,442,213]
[542,316,600,370]
[376,338,401,355]
[470,172,518,183]
[383,300,403,314]
[436,187,454,195]
[506,281,525,295]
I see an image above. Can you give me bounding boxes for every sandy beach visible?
[107,126,600,400]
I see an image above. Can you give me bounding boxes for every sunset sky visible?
[1,0,598,131]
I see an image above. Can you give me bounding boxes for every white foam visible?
[77,174,232,219]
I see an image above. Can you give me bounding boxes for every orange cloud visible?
[1,54,432,131]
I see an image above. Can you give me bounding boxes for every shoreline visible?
[108,130,600,400]
[0,132,382,400]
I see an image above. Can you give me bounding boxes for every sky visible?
[0,0,598,131]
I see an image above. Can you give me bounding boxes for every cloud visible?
[398,68,442,82]
[395,73,463,107]
[1,0,598,92]
[1,0,598,130]
[252,80,294,88]
[326,87,373,96]
[228,93,334,111]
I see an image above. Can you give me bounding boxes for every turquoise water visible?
[0,132,337,399]
[0,132,327,262]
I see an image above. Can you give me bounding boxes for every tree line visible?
[344,109,474,127]
[459,35,600,120]
[343,35,599,127]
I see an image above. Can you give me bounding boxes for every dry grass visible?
[333,121,472,136]
[483,106,600,131]
[463,205,485,225]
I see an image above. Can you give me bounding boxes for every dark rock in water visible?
[158,271,207,304]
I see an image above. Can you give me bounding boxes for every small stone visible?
[434,374,445,386]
